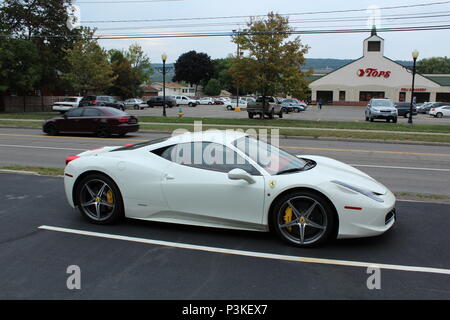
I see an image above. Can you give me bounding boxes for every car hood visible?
[298,155,388,195]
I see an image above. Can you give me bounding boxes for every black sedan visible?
[42,107,139,138]
[394,102,418,118]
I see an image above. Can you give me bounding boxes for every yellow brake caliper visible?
[106,189,114,208]
[283,207,293,232]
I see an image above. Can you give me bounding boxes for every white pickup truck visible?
[173,96,198,107]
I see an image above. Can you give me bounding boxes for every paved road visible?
[0,172,449,299]
[0,128,449,196]
[127,104,450,125]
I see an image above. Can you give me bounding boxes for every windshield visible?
[233,136,307,175]
[372,100,393,107]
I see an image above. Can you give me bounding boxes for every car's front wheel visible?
[272,191,335,247]
[75,174,124,225]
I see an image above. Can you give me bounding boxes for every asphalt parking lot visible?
[0,172,450,299]
[0,128,449,299]
[127,104,450,125]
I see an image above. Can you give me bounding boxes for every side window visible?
[66,108,84,117]
[154,142,260,175]
[83,109,102,117]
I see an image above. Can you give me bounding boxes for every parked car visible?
[281,101,305,113]
[63,130,396,247]
[393,102,418,118]
[198,97,215,105]
[123,98,148,110]
[283,98,308,110]
[42,107,139,138]
[52,97,83,113]
[213,98,224,105]
[147,96,176,108]
[241,97,256,103]
[429,105,450,118]
[247,96,283,119]
[79,95,125,110]
[365,98,398,123]
[174,95,198,107]
[226,99,248,111]
[420,102,448,114]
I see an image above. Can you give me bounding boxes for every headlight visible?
[331,180,384,203]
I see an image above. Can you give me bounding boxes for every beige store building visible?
[309,28,450,106]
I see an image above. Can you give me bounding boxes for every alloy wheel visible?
[79,179,116,222]
[277,196,328,245]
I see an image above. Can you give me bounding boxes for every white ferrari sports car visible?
[64,130,396,247]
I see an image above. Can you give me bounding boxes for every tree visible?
[62,29,116,95]
[173,51,214,94]
[417,57,450,74]
[125,43,153,85]
[204,79,222,96]
[230,13,310,101]
[108,50,142,99]
[0,0,84,92]
[0,39,42,111]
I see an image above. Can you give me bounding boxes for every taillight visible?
[124,144,134,147]
[431,108,435,111]
[92,100,97,104]
[65,155,80,165]
[118,117,129,123]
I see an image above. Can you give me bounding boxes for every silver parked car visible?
[365,98,398,123]
[123,99,148,110]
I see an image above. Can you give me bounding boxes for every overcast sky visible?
[74,0,450,63]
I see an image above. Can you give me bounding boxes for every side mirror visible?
[228,168,255,184]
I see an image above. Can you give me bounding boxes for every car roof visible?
[163,130,248,146]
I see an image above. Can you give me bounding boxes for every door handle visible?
[165,174,175,180]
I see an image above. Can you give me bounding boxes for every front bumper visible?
[371,111,397,119]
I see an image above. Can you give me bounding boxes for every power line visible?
[93,11,450,31]
[82,1,450,23]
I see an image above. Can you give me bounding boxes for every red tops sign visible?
[357,68,391,78]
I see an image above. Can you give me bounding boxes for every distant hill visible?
[149,59,414,82]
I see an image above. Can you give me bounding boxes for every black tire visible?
[75,173,124,225]
[188,103,193,107]
[370,116,374,122]
[281,107,287,113]
[45,123,58,136]
[248,112,254,119]
[295,108,301,113]
[404,112,409,118]
[393,117,398,123]
[278,111,283,119]
[227,105,233,110]
[365,115,369,121]
[134,105,139,110]
[96,126,110,138]
[436,112,444,118]
[386,118,390,123]
[271,190,335,247]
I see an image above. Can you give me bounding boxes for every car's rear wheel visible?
[96,126,110,138]
[227,105,233,110]
[248,112,254,119]
[134,105,139,110]
[436,112,444,118]
[76,174,124,225]
[272,191,334,247]
[45,123,59,136]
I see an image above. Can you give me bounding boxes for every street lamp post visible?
[409,49,419,124]
[162,53,168,117]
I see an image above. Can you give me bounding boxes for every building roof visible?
[142,85,159,93]
[153,82,191,88]
[423,75,450,86]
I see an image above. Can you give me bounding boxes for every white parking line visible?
[0,144,86,151]
[39,225,450,276]
[351,164,450,172]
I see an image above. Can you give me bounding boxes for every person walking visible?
[318,98,324,110]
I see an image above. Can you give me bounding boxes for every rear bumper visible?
[111,124,140,134]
